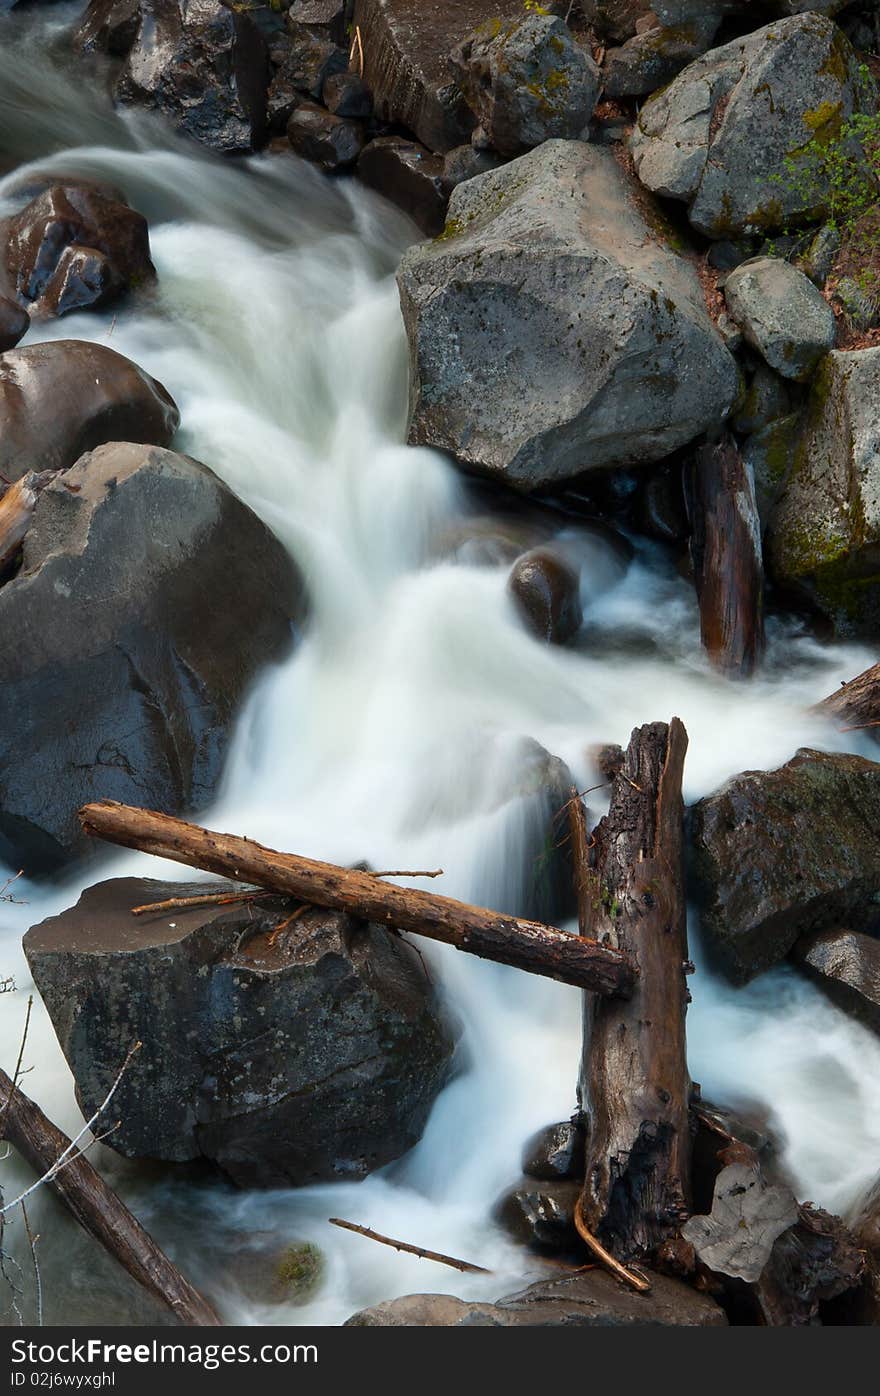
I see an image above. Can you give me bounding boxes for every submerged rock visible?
[630,14,875,237]
[723,257,836,382]
[764,348,880,636]
[690,748,880,983]
[397,139,737,492]
[0,442,303,871]
[24,877,454,1186]
[346,1268,728,1325]
[2,182,155,319]
[508,547,582,646]
[792,929,880,1035]
[0,340,178,484]
[449,13,600,156]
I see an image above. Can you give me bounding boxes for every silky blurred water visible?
[1,3,880,1326]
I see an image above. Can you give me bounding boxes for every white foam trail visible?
[2,15,879,1324]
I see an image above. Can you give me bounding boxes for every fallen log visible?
[78,802,637,997]
[578,719,692,1262]
[815,662,880,735]
[0,1068,221,1326]
[688,436,765,678]
[0,471,53,575]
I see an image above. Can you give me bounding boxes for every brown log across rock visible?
[688,435,765,677]
[815,662,880,737]
[77,801,637,997]
[578,719,692,1262]
[0,1068,220,1326]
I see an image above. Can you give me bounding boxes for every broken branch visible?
[329,1218,490,1275]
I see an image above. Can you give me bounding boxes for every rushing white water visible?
[2,5,880,1326]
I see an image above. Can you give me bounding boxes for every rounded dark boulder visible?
[0,441,304,872]
[521,1118,586,1181]
[496,1177,581,1251]
[0,294,28,351]
[508,547,583,645]
[24,877,455,1187]
[0,340,179,484]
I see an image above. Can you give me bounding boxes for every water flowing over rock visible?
[449,13,600,156]
[764,348,880,636]
[690,748,880,983]
[346,1269,728,1325]
[0,340,178,484]
[1,182,155,319]
[110,0,271,153]
[0,442,303,872]
[722,256,836,381]
[630,14,875,237]
[24,877,454,1186]
[397,139,738,492]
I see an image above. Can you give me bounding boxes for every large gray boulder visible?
[690,748,880,983]
[764,348,880,636]
[0,340,178,484]
[346,1269,727,1325]
[449,13,600,156]
[0,442,303,872]
[723,256,836,381]
[24,878,454,1187]
[630,14,875,237]
[397,140,738,492]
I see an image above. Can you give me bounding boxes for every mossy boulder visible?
[449,12,600,156]
[690,748,880,983]
[603,16,720,99]
[722,256,836,382]
[397,139,738,492]
[630,14,876,237]
[764,348,880,637]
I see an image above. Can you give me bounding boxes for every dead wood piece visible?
[688,436,765,678]
[0,472,53,575]
[815,663,880,736]
[328,1218,490,1274]
[78,801,637,997]
[573,1196,652,1294]
[0,1067,220,1325]
[680,1162,799,1285]
[579,719,692,1263]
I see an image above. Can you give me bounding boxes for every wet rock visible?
[397,139,737,492]
[116,0,271,154]
[74,0,141,56]
[287,101,364,169]
[449,13,600,156]
[630,15,875,238]
[508,547,582,646]
[0,441,302,871]
[2,183,155,319]
[227,1238,325,1307]
[637,458,690,542]
[0,295,28,351]
[521,1119,586,1181]
[346,1268,728,1325]
[24,877,453,1185]
[690,747,880,983]
[741,410,800,524]
[496,1178,580,1251]
[764,348,880,636]
[603,15,719,98]
[357,136,447,235]
[352,0,537,153]
[723,257,836,382]
[792,929,880,1035]
[323,71,373,118]
[0,340,178,484]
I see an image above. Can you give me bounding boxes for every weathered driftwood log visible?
[688,436,765,677]
[815,662,880,736]
[0,471,53,575]
[0,1068,221,1326]
[78,802,637,997]
[578,719,692,1262]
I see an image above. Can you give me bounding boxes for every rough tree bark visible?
[78,802,637,997]
[578,719,692,1262]
[688,436,765,677]
[0,1069,221,1326]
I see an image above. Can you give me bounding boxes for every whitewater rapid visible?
[2,5,880,1326]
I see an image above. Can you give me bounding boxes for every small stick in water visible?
[328,1218,491,1275]
[573,1198,652,1294]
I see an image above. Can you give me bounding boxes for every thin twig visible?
[0,871,26,905]
[0,996,33,1144]
[266,904,308,947]
[573,1197,652,1294]
[328,1218,491,1275]
[0,1042,141,1218]
[131,889,274,917]
[349,24,364,78]
[370,869,443,879]
[20,1204,41,1327]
